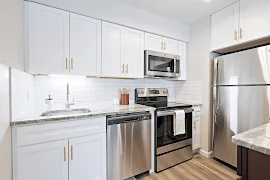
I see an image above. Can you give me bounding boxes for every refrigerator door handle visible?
[213,59,219,86]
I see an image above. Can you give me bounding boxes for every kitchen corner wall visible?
[187,17,212,153]
[0,0,25,71]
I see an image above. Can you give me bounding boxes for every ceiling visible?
[121,0,238,25]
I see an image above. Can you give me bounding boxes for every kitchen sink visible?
[41,108,91,117]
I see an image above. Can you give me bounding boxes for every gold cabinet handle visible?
[71,58,74,70]
[234,30,238,41]
[71,146,73,160]
[64,147,67,161]
[122,64,124,73]
[126,64,128,73]
[65,58,68,70]
[240,28,243,40]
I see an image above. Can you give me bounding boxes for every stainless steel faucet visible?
[65,83,75,109]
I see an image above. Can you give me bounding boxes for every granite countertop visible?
[11,104,155,126]
[232,123,270,155]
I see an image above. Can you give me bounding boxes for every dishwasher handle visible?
[107,112,151,125]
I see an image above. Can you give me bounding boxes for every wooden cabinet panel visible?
[69,134,106,180]
[145,33,163,52]
[17,140,68,180]
[178,41,187,80]
[239,0,270,43]
[102,22,125,77]
[28,3,69,75]
[70,13,101,76]
[124,28,144,78]
[211,2,240,51]
[163,37,178,55]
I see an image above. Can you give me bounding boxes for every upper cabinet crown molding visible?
[211,0,270,52]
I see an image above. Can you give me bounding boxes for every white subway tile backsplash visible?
[11,72,203,120]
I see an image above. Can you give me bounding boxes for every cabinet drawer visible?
[16,116,106,147]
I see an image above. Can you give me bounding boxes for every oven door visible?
[145,50,180,78]
[156,110,192,150]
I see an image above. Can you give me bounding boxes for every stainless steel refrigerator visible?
[213,45,270,167]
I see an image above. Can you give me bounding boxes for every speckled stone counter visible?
[11,104,155,126]
[232,123,270,155]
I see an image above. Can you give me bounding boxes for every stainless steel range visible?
[135,88,193,172]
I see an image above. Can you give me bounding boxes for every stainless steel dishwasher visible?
[107,112,151,180]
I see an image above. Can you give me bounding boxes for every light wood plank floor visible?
[140,155,240,180]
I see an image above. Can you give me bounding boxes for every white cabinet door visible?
[239,0,270,43]
[145,33,163,52]
[17,140,68,180]
[210,2,240,51]
[178,41,187,80]
[163,37,178,55]
[28,2,69,75]
[70,13,101,76]
[102,22,125,77]
[69,134,106,180]
[192,107,201,151]
[124,27,144,78]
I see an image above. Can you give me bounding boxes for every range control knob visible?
[163,91,167,94]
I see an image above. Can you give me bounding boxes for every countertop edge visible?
[11,106,156,126]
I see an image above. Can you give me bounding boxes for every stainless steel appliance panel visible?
[107,119,151,180]
[213,86,270,167]
[215,45,270,86]
[145,50,180,78]
[157,138,192,155]
[157,146,192,172]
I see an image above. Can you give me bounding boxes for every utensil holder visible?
[120,94,129,105]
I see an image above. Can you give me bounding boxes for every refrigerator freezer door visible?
[217,45,270,85]
[213,86,270,167]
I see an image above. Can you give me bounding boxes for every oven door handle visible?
[157,108,193,117]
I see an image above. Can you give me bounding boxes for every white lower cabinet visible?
[192,106,201,151]
[17,140,68,180]
[69,134,106,180]
[13,117,107,180]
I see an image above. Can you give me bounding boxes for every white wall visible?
[0,64,11,180]
[0,0,25,71]
[29,0,189,42]
[187,17,212,152]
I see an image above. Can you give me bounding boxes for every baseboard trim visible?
[200,149,213,158]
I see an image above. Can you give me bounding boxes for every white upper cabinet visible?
[124,28,144,78]
[211,2,240,51]
[28,3,70,75]
[145,33,163,52]
[239,0,270,43]
[163,37,178,55]
[145,33,178,55]
[178,41,187,80]
[17,140,68,180]
[102,23,144,78]
[70,13,101,76]
[102,22,125,78]
[69,134,106,180]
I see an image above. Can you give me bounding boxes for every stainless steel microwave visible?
[144,50,180,78]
